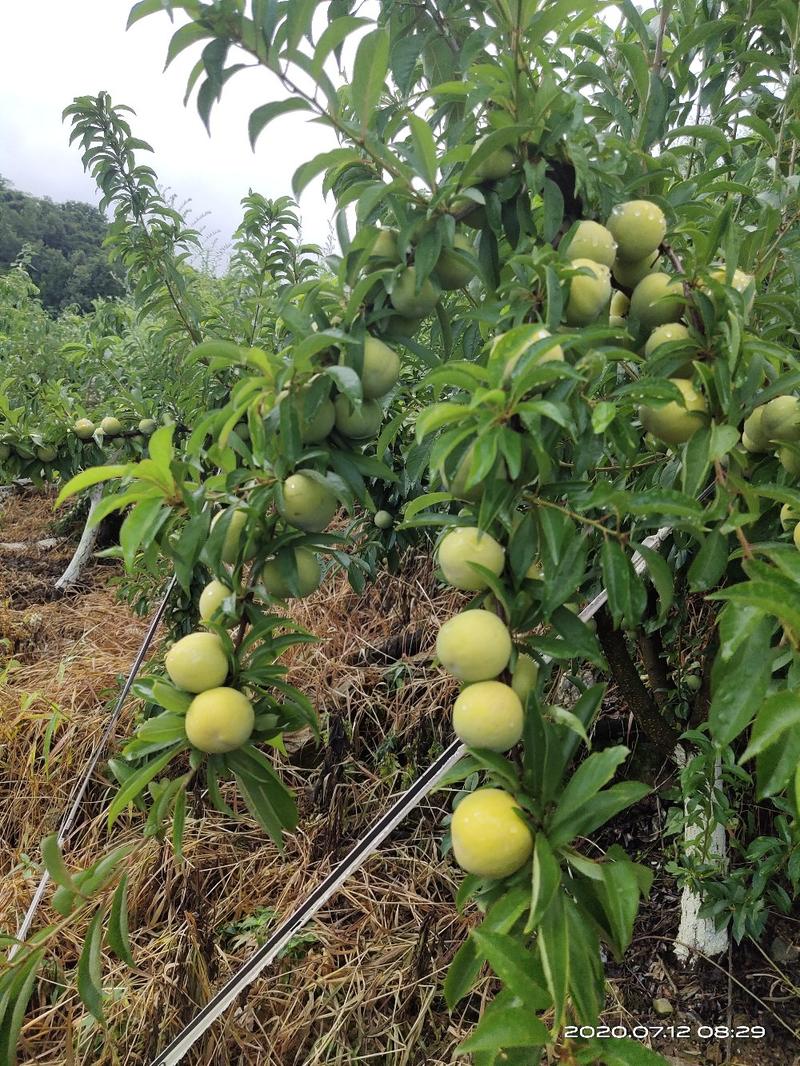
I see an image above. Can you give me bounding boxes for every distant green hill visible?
[0,175,125,312]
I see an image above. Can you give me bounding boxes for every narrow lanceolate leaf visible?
[233,773,285,847]
[526,834,561,932]
[470,930,551,1011]
[536,892,569,1031]
[248,98,312,148]
[41,834,78,892]
[351,28,390,130]
[708,615,773,746]
[550,747,629,829]
[172,787,187,865]
[55,464,130,507]
[456,1001,548,1052]
[740,689,800,763]
[598,858,641,955]
[0,946,47,1066]
[78,908,106,1024]
[444,887,530,1008]
[107,874,135,967]
[107,744,184,829]
[407,114,438,188]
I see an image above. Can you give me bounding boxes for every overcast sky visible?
[1,1,338,255]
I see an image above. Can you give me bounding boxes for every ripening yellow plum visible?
[138,418,158,435]
[564,258,612,326]
[390,267,441,318]
[500,327,565,380]
[511,653,539,703]
[630,272,684,330]
[360,336,400,399]
[761,395,800,443]
[73,419,95,439]
[438,526,505,591]
[436,609,512,682]
[279,473,338,532]
[793,522,800,551]
[612,250,659,289]
[300,398,336,443]
[778,446,800,476]
[100,416,123,436]
[452,680,524,751]
[185,687,254,753]
[780,502,800,531]
[334,395,383,439]
[211,507,250,564]
[561,220,617,267]
[609,290,630,320]
[743,407,769,451]
[606,200,667,262]
[450,788,533,878]
[262,547,321,598]
[165,632,229,693]
[709,267,755,312]
[644,322,694,377]
[443,443,508,502]
[639,379,708,446]
[199,580,233,622]
[370,228,400,262]
[435,233,476,290]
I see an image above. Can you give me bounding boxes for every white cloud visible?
[0,1,337,251]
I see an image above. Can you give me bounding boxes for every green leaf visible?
[233,772,286,846]
[107,744,184,829]
[107,874,135,967]
[536,891,569,1030]
[120,497,168,572]
[172,786,187,864]
[633,543,673,622]
[457,1001,548,1052]
[0,946,46,1066]
[687,530,728,592]
[598,858,641,955]
[470,930,551,1011]
[601,540,645,629]
[248,98,312,148]
[408,114,438,189]
[549,781,650,848]
[718,602,764,662]
[77,908,106,1024]
[600,1036,677,1064]
[55,464,129,507]
[351,27,390,130]
[41,834,78,892]
[526,834,561,932]
[552,746,629,829]
[312,16,369,75]
[708,615,773,746]
[740,689,800,762]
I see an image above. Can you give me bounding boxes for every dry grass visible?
[0,487,488,1065]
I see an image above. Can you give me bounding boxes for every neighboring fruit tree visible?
[5,1,800,1063]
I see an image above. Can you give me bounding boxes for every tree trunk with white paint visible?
[55,486,103,591]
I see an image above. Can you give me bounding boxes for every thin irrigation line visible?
[9,574,178,958]
[149,511,699,1065]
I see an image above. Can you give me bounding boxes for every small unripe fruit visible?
[452,681,523,751]
[564,258,612,326]
[262,547,321,598]
[606,200,667,262]
[609,290,630,318]
[630,272,684,330]
[390,267,441,318]
[370,228,400,262]
[165,632,229,693]
[436,609,512,683]
[73,419,95,439]
[211,507,250,564]
[100,416,123,436]
[778,446,800,475]
[561,220,617,267]
[780,502,800,531]
[761,395,800,443]
[742,432,763,454]
[438,527,505,591]
[300,398,336,443]
[684,674,701,692]
[612,251,659,289]
[709,267,755,312]
[743,407,769,452]
[199,580,233,622]
[279,473,338,532]
[443,443,508,502]
[451,197,487,229]
[450,788,533,878]
[373,510,393,529]
[360,336,400,399]
[435,233,476,290]
[470,137,515,182]
[138,418,158,435]
[334,395,383,439]
[185,687,254,753]
[644,322,694,377]
[36,446,57,462]
[500,327,565,380]
[511,653,539,703]
[639,379,708,446]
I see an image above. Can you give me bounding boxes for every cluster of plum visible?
[72,415,158,441]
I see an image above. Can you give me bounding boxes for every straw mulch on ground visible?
[1,486,798,1066]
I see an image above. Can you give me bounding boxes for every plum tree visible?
[630,272,684,330]
[390,267,441,317]
[564,258,611,325]
[434,233,476,290]
[73,419,95,439]
[437,526,505,590]
[606,200,667,261]
[561,220,617,266]
[450,789,533,878]
[359,336,400,399]
[199,579,232,622]
[639,379,708,446]
[436,609,512,682]
[279,473,338,532]
[184,687,254,753]
[452,680,523,751]
[262,547,321,598]
[334,395,383,439]
[165,632,229,693]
